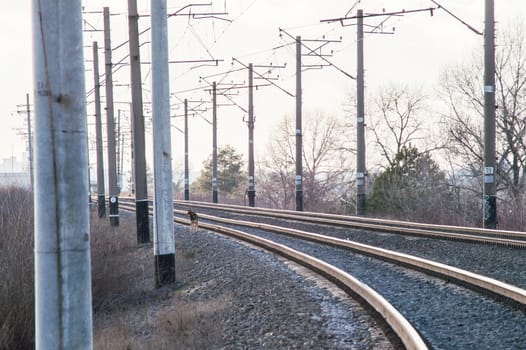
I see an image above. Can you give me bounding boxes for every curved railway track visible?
[174,201,526,291]
[120,198,526,349]
[174,200,526,247]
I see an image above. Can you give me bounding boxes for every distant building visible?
[0,154,31,188]
[0,172,31,188]
[0,156,26,173]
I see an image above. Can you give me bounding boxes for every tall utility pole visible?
[151,0,175,287]
[130,103,136,195]
[281,29,345,212]
[321,7,442,217]
[247,63,256,207]
[356,9,367,216]
[25,93,34,192]
[103,7,119,226]
[230,57,290,208]
[128,0,150,243]
[483,0,497,229]
[295,36,303,212]
[184,99,190,200]
[92,41,106,218]
[212,81,218,203]
[32,0,93,348]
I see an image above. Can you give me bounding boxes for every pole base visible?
[295,190,303,211]
[155,253,175,288]
[483,195,497,229]
[213,190,218,203]
[357,193,366,216]
[97,195,106,218]
[184,189,189,201]
[109,196,119,226]
[136,200,150,243]
[248,190,256,207]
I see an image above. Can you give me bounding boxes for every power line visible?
[278,27,355,80]
[429,0,483,35]
[232,57,293,97]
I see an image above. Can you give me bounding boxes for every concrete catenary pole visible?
[212,81,218,203]
[25,93,34,192]
[247,63,256,207]
[103,6,119,226]
[151,0,176,287]
[32,0,93,348]
[130,103,136,194]
[483,0,497,229]
[184,99,190,200]
[118,111,125,185]
[92,41,106,218]
[295,36,304,211]
[128,0,150,242]
[356,9,367,216]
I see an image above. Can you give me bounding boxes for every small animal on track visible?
[187,210,198,233]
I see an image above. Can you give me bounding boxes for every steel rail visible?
[169,208,526,307]
[120,198,526,306]
[118,199,429,349]
[173,200,526,247]
[121,198,526,302]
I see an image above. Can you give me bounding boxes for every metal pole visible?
[32,0,93,347]
[248,63,256,207]
[93,41,106,218]
[356,9,367,216]
[128,0,150,243]
[184,99,190,200]
[483,0,497,229]
[212,81,218,203]
[295,36,303,211]
[151,0,175,287]
[103,6,119,226]
[25,93,34,192]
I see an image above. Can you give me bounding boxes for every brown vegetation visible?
[0,187,228,349]
[0,187,34,350]
[91,212,231,349]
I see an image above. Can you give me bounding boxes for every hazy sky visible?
[2,1,525,179]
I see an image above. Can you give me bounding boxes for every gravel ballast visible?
[175,225,392,349]
[226,225,526,350]
[172,206,526,349]
[185,207,526,289]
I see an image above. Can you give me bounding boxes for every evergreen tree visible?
[195,145,245,195]
[369,146,452,222]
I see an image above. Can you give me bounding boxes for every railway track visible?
[120,198,426,349]
[174,201,526,291]
[120,198,526,349]
[174,200,526,247]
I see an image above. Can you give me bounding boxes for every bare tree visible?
[346,84,459,223]
[258,111,355,212]
[368,84,434,168]
[440,22,526,210]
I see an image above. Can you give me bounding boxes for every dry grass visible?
[92,292,231,350]
[92,226,232,349]
[0,186,232,349]
[145,294,230,349]
[0,187,34,350]
[90,214,142,313]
